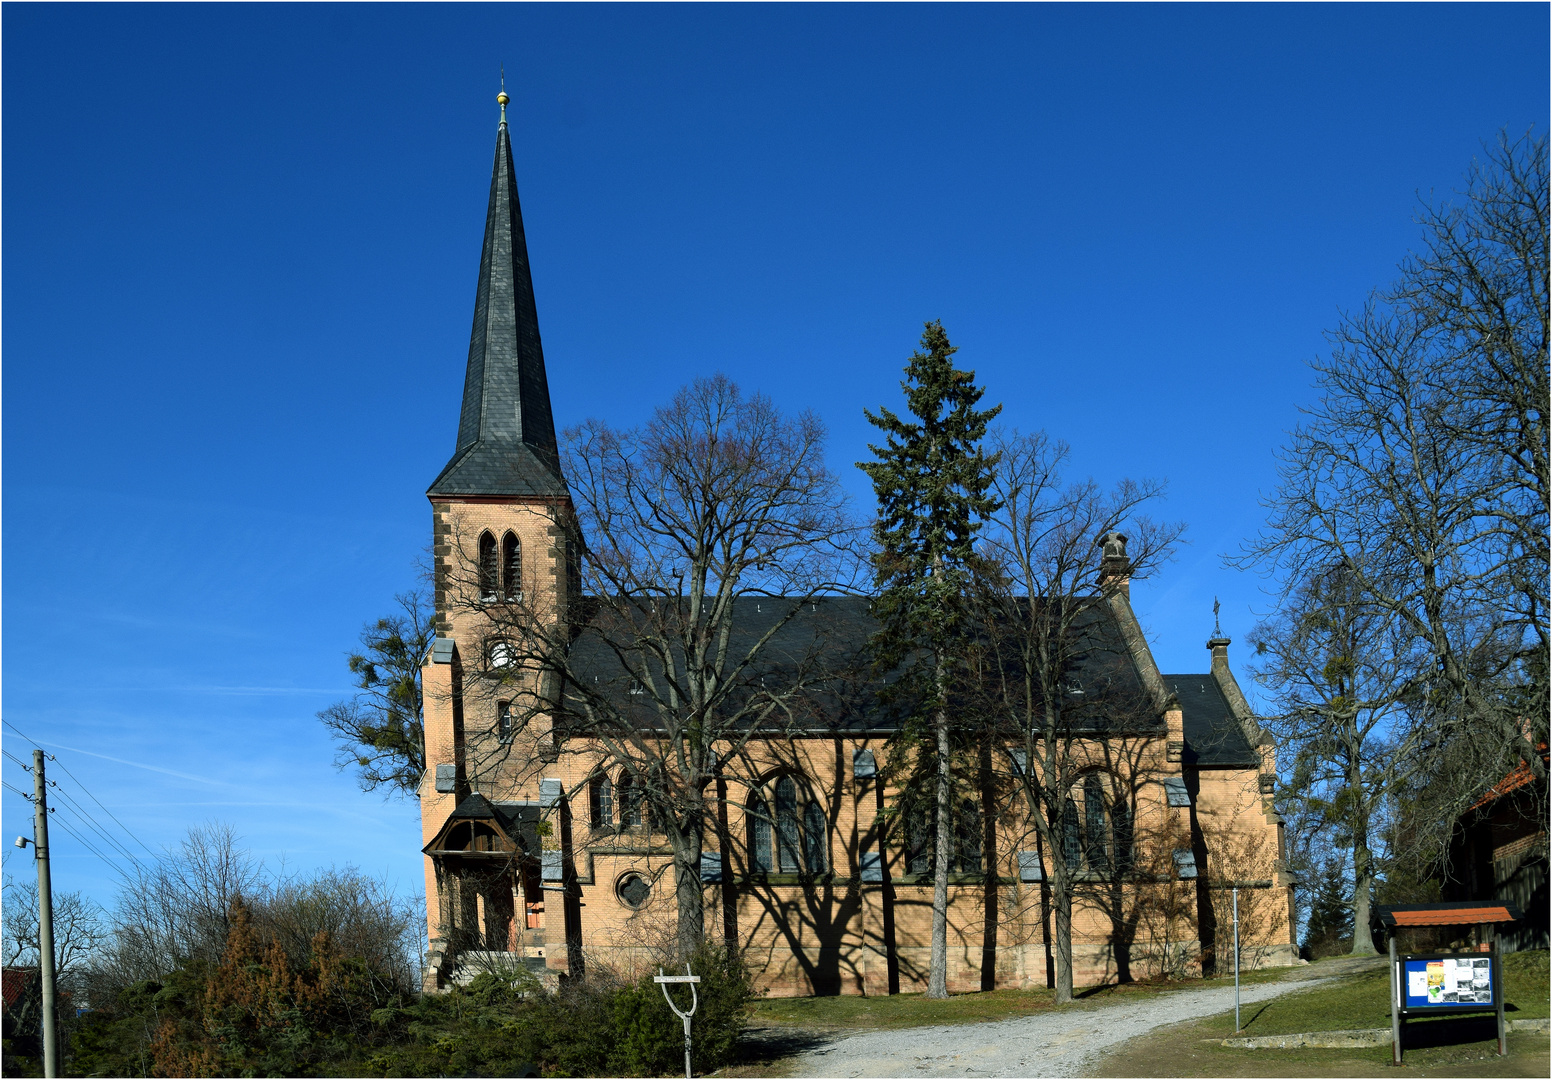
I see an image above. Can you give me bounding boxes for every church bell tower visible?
[419,89,577,989]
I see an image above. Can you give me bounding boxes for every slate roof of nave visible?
[1161,673,1259,767]
[559,595,1174,738]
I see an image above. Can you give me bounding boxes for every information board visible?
[1402,956,1494,1008]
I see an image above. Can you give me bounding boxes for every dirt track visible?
[789,959,1380,1078]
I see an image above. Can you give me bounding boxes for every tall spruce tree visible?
[861,321,1000,998]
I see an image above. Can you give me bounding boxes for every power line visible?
[46,785,146,872]
[3,780,35,801]
[3,717,160,863]
[48,813,126,877]
[3,748,34,772]
[47,755,160,861]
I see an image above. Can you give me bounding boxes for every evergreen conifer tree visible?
[860,321,1000,998]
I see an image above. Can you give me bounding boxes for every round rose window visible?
[617,872,651,909]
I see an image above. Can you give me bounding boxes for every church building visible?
[417,95,1299,997]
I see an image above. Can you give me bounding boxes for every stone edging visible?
[1220,1017,1549,1049]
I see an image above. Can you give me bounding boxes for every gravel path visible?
[790,962,1379,1078]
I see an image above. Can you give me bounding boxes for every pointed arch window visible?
[803,802,828,873]
[749,795,774,873]
[497,701,514,744]
[617,773,643,828]
[749,777,829,875]
[1084,775,1110,874]
[591,773,614,827]
[479,531,498,602]
[1062,797,1082,871]
[904,796,982,875]
[775,776,801,872]
[956,799,982,872]
[1060,774,1130,878]
[906,799,932,876]
[502,532,522,602]
[1112,796,1134,874]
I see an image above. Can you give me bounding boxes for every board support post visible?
[1389,933,1402,1065]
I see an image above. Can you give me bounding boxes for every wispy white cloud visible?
[20,739,226,787]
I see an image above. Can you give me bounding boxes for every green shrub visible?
[71,938,755,1077]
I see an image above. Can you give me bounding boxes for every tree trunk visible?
[1350,833,1377,956]
[674,824,705,960]
[1052,868,1074,1004]
[927,703,952,998]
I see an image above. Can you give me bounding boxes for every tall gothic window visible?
[617,772,643,828]
[1061,774,1129,877]
[803,802,828,873]
[590,773,614,827]
[1084,774,1110,874]
[1062,797,1082,871]
[749,778,829,874]
[1112,796,1134,873]
[497,701,514,744]
[906,799,932,875]
[775,777,801,872]
[749,796,773,872]
[502,532,522,601]
[478,531,498,602]
[904,797,982,875]
[956,799,982,872]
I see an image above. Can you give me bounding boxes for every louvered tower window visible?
[478,531,498,602]
[502,532,522,601]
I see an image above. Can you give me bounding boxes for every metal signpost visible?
[656,965,701,1079]
[1232,886,1241,1032]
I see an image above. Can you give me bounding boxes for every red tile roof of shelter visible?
[1377,902,1523,927]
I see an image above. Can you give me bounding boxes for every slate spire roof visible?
[428,100,567,498]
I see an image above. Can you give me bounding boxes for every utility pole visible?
[33,749,59,1078]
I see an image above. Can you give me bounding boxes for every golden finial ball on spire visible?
[497,90,509,107]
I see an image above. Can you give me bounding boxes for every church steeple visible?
[428,92,566,497]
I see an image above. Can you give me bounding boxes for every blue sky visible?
[3,3,1546,911]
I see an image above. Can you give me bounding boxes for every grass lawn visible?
[1090,951,1551,1078]
[1214,949,1548,1039]
[745,965,1295,1034]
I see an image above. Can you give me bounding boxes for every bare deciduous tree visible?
[1240,132,1549,886]
[90,823,421,995]
[453,375,860,959]
[1248,564,1434,953]
[976,428,1184,1003]
[2,874,109,985]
